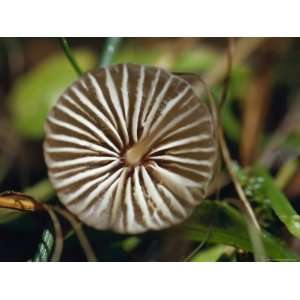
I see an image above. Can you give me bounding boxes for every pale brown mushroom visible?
[43,63,217,234]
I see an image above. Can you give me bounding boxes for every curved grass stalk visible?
[60,38,83,76]
[99,37,123,67]
[53,207,97,262]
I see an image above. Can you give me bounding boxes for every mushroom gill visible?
[43,63,218,234]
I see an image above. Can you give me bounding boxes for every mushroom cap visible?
[44,63,217,234]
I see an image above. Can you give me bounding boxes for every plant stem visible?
[275,158,299,190]
[60,38,83,76]
[197,38,266,97]
[0,193,63,262]
[99,37,123,67]
[199,39,266,260]
[0,192,44,211]
[54,207,97,262]
[218,121,261,231]
[218,129,268,261]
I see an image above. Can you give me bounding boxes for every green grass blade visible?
[253,166,300,238]
[185,201,299,261]
[191,244,234,262]
[59,38,83,76]
[99,37,123,67]
[246,220,267,262]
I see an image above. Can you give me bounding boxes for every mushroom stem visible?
[125,136,154,166]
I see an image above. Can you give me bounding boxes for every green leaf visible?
[185,201,299,261]
[252,166,300,238]
[10,49,95,139]
[191,244,234,262]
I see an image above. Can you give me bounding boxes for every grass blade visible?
[252,166,300,238]
[191,244,234,262]
[185,201,299,261]
[99,37,123,67]
[59,38,83,76]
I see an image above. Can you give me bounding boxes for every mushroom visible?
[44,63,217,234]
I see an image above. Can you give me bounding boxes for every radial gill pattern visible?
[44,63,217,234]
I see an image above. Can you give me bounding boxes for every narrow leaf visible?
[191,244,234,262]
[99,37,123,67]
[185,201,298,261]
[253,166,300,238]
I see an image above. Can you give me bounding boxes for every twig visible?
[199,38,266,96]
[185,70,265,260]
[99,37,123,67]
[54,207,98,262]
[204,39,262,231]
[0,193,65,261]
[0,192,43,212]
[0,192,64,262]
[59,38,83,76]
[194,43,266,259]
[218,106,267,261]
[217,96,261,231]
